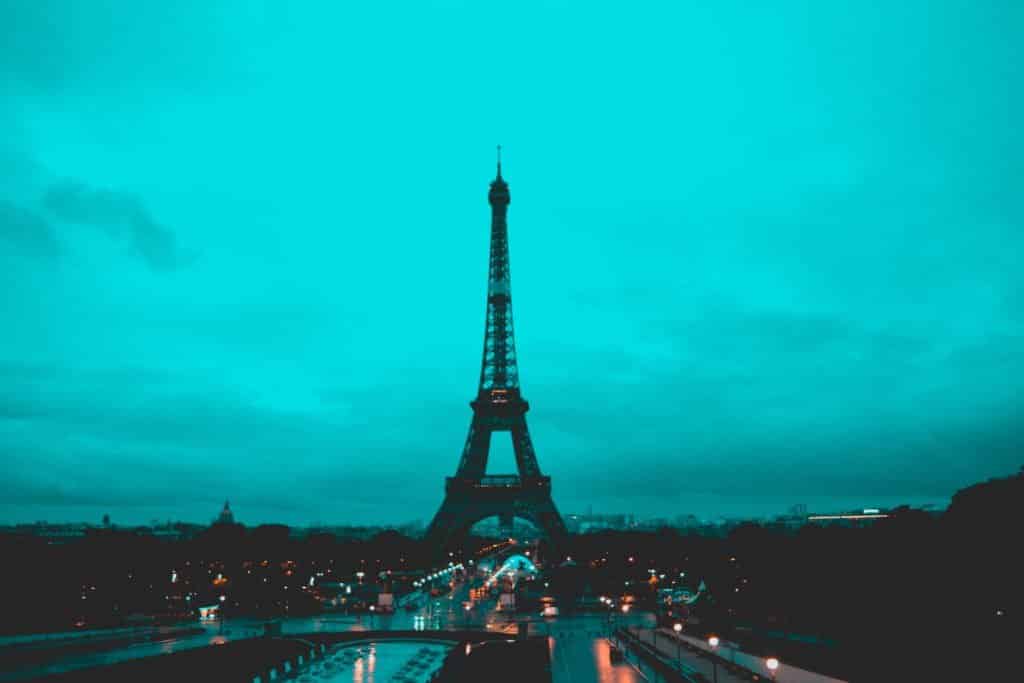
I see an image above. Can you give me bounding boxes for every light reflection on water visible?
[591,637,645,683]
[293,642,448,683]
[543,619,649,683]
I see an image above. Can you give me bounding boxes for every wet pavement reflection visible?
[1,581,655,683]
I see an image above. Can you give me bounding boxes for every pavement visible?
[0,575,655,683]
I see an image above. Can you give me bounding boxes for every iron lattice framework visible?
[425,151,568,555]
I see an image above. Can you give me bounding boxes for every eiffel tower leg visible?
[525,494,569,556]
[424,494,462,551]
[455,415,491,480]
[510,420,541,479]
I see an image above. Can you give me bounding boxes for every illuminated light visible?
[708,635,720,648]
[673,623,683,633]
[863,508,880,514]
[766,657,780,671]
[807,514,889,520]
[621,604,630,613]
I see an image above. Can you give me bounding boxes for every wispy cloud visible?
[0,200,60,259]
[43,180,192,270]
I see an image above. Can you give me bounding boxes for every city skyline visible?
[2,1,1022,527]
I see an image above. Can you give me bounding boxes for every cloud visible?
[0,362,457,522]
[0,200,60,259]
[43,180,191,270]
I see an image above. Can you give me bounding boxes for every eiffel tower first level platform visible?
[425,151,568,556]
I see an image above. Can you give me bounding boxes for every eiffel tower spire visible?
[480,144,517,392]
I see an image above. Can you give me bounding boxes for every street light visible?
[708,635,720,683]
[766,656,780,680]
[672,623,683,671]
[218,595,227,634]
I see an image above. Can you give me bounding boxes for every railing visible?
[615,628,707,682]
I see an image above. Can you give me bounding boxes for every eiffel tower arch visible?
[425,149,569,557]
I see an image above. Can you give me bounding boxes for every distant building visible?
[213,500,236,526]
[674,514,701,530]
[565,513,633,533]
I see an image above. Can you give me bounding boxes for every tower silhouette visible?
[425,149,568,554]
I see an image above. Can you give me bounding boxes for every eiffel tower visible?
[425,149,568,555]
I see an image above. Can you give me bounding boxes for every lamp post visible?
[708,635,720,683]
[673,622,683,671]
[766,656,780,681]
[218,595,226,634]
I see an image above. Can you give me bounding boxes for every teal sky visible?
[1,1,1021,526]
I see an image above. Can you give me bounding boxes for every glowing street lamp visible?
[708,635,720,683]
[218,595,227,634]
[766,657,780,680]
[672,622,683,670]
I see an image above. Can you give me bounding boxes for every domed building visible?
[213,500,235,526]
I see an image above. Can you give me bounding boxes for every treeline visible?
[559,468,1023,680]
